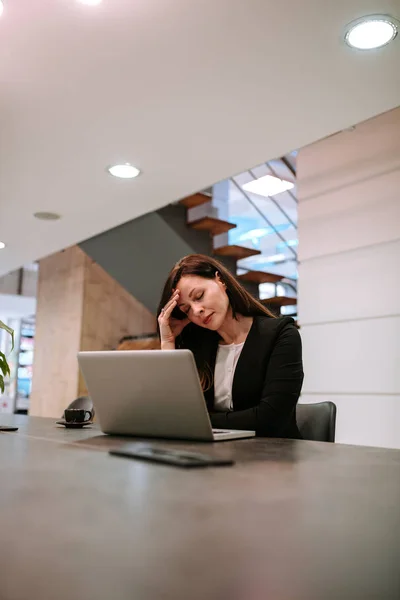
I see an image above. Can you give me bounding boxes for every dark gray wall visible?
[80,205,212,315]
[80,204,259,315]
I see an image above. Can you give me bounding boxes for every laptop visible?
[77,349,255,442]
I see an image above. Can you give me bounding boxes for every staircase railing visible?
[224,156,298,294]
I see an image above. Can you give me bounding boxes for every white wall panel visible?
[301,317,400,395]
[298,166,400,223]
[297,108,400,203]
[298,108,400,449]
[298,239,400,324]
[0,294,36,319]
[298,192,400,262]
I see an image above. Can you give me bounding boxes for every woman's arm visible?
[209,324,304,436]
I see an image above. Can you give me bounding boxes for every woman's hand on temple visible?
[158,291,190,348]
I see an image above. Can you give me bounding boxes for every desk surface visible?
[1,415,400,600]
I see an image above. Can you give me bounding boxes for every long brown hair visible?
[157,254,275,390]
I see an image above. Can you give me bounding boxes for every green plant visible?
[0,320,14,394]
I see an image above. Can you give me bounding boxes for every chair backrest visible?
[296,402,337,442]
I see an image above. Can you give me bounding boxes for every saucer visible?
[56,420,94,429]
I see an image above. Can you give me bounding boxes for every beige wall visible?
[297,106,400,449]
[0,270,21,295]
[77,255,157,396]
[0,265,38,297]
[31,246,156,418]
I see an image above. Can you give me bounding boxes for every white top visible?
[214,342,245,412]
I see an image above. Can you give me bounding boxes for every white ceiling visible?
[1,0,399,276]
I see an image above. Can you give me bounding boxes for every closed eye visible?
[179,292,203,315]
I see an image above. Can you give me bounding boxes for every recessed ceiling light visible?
[108,164,141,179]
[78,0,102,6]
[344,15,398,50]
[242,175,294,198]
[34,212,62,221]
[0,241,6,250]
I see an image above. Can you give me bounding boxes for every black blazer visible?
[205,316,304,438]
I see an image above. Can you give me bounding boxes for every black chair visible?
[296,402,337,442]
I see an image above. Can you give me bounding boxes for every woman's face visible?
[176,274,229,330]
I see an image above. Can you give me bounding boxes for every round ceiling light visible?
[108,164,141,179]
[344,15,399,50]
[34,212,62,221]
[0,241,6,250]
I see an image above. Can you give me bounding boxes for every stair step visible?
[214,245,261,260]
[261,296,297,307]
[189,217,236,236]
[179,193,211,209]
[238,270,284,284]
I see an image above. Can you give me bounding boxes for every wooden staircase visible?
[179,192,297,314]
[189,217,236,236]
[179,193,212,209]
[261,297,297,308]
[261,296,297,319]
[238,271,284,284]
[214,245,261,260]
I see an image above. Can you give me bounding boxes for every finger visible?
[158,299,177,322]
[162,299,177,318]
[166,291,179,307]
[159,301,174,318]
[161,292,180,314]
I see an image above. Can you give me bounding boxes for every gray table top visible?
[1,415,400,600]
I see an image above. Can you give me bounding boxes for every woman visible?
[157,254,303,438]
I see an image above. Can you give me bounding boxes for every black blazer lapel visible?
[232,317,265,411]
[232,316,295,411]
[205,316,295,412]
